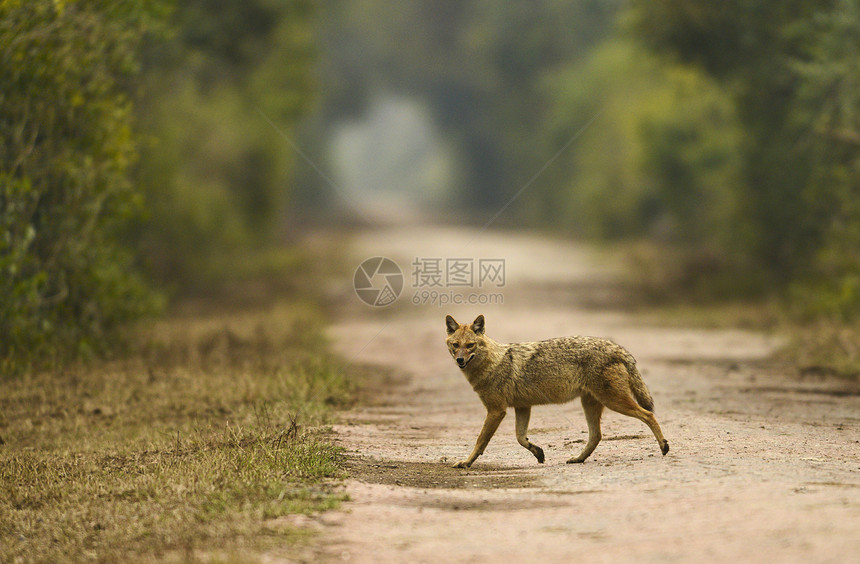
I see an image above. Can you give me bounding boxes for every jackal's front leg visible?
[515,407,545,463]
[453,410,506,468]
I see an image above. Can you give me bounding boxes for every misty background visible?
[2,0,860,370]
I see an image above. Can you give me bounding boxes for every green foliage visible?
[0,0,318,370]
[632,0,860,317]
[313,0,618,211]
[544,38,744,296]
[134,0,316,286]
[0,0,165,372]
[310,0,859,317]
[788,0,860,320]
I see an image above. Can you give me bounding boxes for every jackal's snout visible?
[455,354,474,368]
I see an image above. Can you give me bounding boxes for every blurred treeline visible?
[1,0,314,370]
[3,0,859,371]
[314,0,859,319]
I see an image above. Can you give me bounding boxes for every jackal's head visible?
[445,314,487,369]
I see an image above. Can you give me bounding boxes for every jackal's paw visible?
[531,445,545,464]
[452,460,472,469]
[566,456,586,464]
[661,440,670,456]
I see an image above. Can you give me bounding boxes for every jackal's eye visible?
[465,343,475,349]
[451,342,460,348]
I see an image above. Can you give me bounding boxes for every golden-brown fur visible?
[445,314,669,468]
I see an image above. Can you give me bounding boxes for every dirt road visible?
[303,223,860,563]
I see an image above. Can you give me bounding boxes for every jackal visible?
[445,314,669,468]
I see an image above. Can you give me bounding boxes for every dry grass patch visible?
[1,289,352,562]
[783,321,860,379]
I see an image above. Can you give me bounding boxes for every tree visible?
[633,0,860,315]
[133,0,316,284]
[309,0,618,213]
[0,0,165,371]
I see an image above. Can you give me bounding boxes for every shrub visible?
[0,1,164,372]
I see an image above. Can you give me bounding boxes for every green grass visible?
[0,257,354,562]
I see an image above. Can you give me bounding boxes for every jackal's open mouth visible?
[457,354,474,368]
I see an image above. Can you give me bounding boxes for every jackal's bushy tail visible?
[625,361,654,412]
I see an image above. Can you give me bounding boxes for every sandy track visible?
[299,224,860,563]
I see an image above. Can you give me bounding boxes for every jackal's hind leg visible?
[589,365,669,457]
[567,393,604,463]
[603,396,668,456]
[515,407,544,463]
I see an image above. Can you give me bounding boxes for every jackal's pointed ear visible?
[471,314,485,335]
[445,315,459,335]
